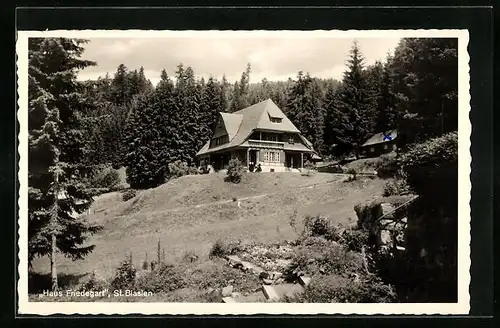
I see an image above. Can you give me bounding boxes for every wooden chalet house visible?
[196,99,321,172]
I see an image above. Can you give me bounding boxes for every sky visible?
[77,34,401,86]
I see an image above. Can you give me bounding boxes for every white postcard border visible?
[16,29,471,315]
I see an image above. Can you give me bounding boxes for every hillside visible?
[31,172,386,282]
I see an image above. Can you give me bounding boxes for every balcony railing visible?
[247,139,285,149]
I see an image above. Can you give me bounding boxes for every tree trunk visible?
[51,233,58,291]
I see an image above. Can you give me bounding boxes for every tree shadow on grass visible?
[28,271,89,294]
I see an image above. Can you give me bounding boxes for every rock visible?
[319,267,326,274]
[222,297,236,303]
[380,230,392,245]
[298,276,312,287]
[221,285,234,297]
[262,285,280,301]
[262,278,273,285]
[226,255,242,266]
[231,292,242,299]
[270,272,283,280]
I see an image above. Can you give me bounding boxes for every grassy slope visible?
[31,171,386,281]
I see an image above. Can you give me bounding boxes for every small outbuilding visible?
[360,129,398,157]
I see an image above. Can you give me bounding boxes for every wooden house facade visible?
[195,99,321,172]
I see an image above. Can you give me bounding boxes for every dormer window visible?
[288,136,295,144]
[270,117,282,123]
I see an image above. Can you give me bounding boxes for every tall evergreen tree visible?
[124,70,174,188]
[325,41,376,158]
[390,38,458,148]
[286,72,326,153]
[220,74,230,112]
[229,63,251,112]
[110,64,129,105]
[28,38,102,290]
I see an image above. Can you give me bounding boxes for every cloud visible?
[77,33,401,85]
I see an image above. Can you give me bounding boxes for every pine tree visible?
[229,63,251,112]
[391,38,458,147]
[28,38,102,290]
[220,74,230,112]
[110,64,129,105]
[286,72,326,153]
[124,70,173,189]
[327,41,376,158]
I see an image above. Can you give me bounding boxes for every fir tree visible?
[286,72,326,153]
[390,38,458,148]
[326,41,376,158]
[229,63,251,112]
[28,38,102,290]
[124,70,174,188]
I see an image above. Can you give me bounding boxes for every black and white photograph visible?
[17,29,470,315]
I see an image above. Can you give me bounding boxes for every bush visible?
[225,158,244,184]
[301,160,317,176]
[111,257,137,290]
[345,168,357,181]
[135,263,186,293]
[286,239,365,279]
[376,154,401,178]
[168,160,191,179]
[304,273,396,303]
[90,166,121,190]
[383,179,410,197]
[302,215,343,242]
[208,238,244,259]
[81,271,109,291]
[122,189,137,202]
[401,132,457,203]
[341,228,370,253]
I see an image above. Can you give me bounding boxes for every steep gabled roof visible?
[218,112,243,140]
[361,129,398,147]
[196,99,305,156]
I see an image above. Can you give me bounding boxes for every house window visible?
[210,135,228,147]
[270,117,282,123]
[263,151,281,163]
[288,136,295,144]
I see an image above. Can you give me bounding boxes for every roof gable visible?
[218,112,243,141]
[361,129,398,147]
[196,99,306,156]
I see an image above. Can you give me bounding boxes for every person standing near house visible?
[256,163,262,172]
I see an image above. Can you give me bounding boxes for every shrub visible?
[376,154,401,178]
[285,233,365,278]
[181,250,199,263]
[208,238,244,259]
[302,215,343,242]
[225,158,244,184]
[90,166,121,190]
[135,263,186,293]
[401,132,457,204]
[111,257,137,290]
[122,189,137,202]
[188,163,199,175]
[81,271,109,291]
[168,160,191,179]
[341,228,370,253]
[304,273,396,303]
[345,168,357,181]
[383,178,410,197]
[301,160,317,176]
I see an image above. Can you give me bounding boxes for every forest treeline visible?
[27,37,458,290]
